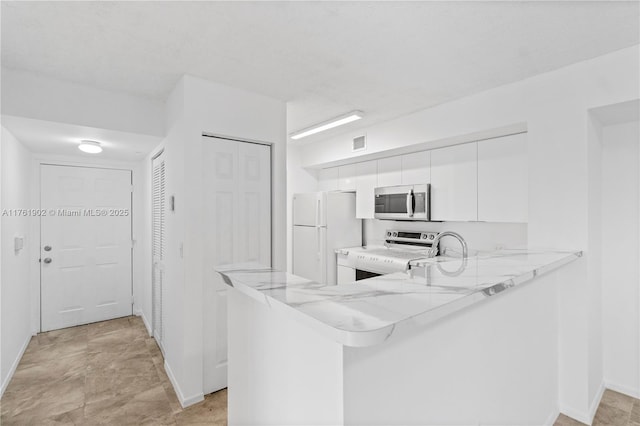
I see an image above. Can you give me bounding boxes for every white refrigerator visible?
[293,191,362,285]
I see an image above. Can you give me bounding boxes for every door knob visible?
[43,258,52,264]
[44,245,52,252]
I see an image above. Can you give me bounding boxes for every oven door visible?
[355,269,382,281]
[374,184,430,220]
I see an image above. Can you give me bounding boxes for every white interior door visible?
[151,152,166,352]
[40,165,132,332]
[203,136,271,394]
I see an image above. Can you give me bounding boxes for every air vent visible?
[352,135,366,151]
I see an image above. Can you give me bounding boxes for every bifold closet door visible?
[203,136,271,393]
[151,152,166,352]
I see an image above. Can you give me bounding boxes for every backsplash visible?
[363,219,527,253]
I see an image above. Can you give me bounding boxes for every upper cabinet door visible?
[401,151,430,185]
[431,143,478,221]
[354,160,377,219]
[338,164,357,191]
[377,156,402,187]
[478,133,528,223]
[318,167,339,191]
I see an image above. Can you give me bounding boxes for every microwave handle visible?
[406,190,415,217]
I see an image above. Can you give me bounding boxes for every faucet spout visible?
[429,231,468,259]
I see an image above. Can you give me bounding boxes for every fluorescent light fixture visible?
[78,140,103,154]
[290,110,364,140]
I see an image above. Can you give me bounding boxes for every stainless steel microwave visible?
[374,184,431,221]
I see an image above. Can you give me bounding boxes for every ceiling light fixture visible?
[290,110,364,140]
[78,140,103,154]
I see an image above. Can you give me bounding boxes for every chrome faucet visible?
[429,231,468,259]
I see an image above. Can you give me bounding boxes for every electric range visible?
[337,229,439,280]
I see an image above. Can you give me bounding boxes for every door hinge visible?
[131,295,135,305]
[130,184,134,193]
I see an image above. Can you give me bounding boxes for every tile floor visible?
[555,389,640,426]
[2,315,639,425]
[0,316,227,425]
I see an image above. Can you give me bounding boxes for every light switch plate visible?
[14,236,24,253]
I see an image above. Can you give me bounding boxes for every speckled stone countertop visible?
[216,249,581,347]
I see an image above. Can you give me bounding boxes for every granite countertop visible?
[216,249,582,348]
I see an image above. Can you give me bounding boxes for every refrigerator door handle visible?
[316,199,321,227]
[317,227,321,260]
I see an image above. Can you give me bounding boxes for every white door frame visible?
[32,158,136,333]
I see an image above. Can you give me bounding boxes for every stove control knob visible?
[429,234,435,240]
[387,231,391,237]
[392,232,398,237]
[422,234,427,239]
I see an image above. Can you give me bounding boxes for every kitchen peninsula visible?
[218,250,581,425]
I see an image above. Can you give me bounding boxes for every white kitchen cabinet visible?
[477,133,528,222]
[377,156,402,187]
[338,164,357,191]
[430,143,478,221]
[355,160,377,219]
[318,167,339,191]
[401,151,430,185]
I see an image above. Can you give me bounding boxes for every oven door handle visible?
[406,190,415,217]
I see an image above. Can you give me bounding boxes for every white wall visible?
[133,155,155,334]
[586,113,604,404]
[0,115,3,397]
[160,75,287,406]
[1,68,164,137]
[1,126,33,396]
[292,44,640,422]
[602,119,640,397]
[158,78,188,404]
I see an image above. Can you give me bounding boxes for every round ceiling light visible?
[78,140,103,154]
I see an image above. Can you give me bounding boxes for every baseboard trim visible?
[135,309,153,336]
[0,334,32,398]
[605,381,640,399]
[544,407,560,426]
[559,405,590,425]
[587,382,606,424]
[163,359,204,408]
[559,381,605,425]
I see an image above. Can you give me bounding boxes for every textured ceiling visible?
[1,115,162,162]
[2,1,639,144]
